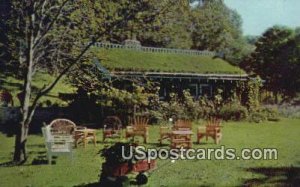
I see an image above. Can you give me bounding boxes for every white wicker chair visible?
[42,120,75,164]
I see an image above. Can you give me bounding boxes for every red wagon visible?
[101,159,156,186]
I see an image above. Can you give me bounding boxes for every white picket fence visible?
[92,42,215,56]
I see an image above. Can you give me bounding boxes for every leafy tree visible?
[244,35,259,45]
[0,0,161,163]
[142,0,193,49]
[190,0,250,64]
[241,26,300,101]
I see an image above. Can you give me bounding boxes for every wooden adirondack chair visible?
[159,119,192,145]
[125,116,149,143]
[103,116,123,141]
[159,126,172,145]
[42,126,74,164]
[197,117,222,144]
[173,119,192,131]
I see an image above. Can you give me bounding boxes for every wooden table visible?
[170,130,193,149]
[74,128,97,148]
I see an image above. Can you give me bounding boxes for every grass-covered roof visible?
[94,48,246,75]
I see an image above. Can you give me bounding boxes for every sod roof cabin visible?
[92,40,248,99]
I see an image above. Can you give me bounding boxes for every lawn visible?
[0,73,76,107]
[93,48,245,75]
[0,118,300,186]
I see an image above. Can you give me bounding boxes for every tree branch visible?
[33,0,70,49]
[27,0,176,122]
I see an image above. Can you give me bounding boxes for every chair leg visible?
[216,136,220,144]
[70,152,74,163]
[159,136,162,145]
[93,134,97,146]
[48,154,52,165]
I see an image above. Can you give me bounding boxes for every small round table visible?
[74,128,97,148]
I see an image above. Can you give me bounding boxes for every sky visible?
[224,0,300,36]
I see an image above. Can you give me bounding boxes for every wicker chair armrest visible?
[126,125,133,130]
[50,135,74,143]
[75,126,87,130]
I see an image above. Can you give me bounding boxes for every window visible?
[159,86,167,100]
[188,84,198,97]
[199,84,212,97]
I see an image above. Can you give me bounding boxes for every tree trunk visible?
[13,121,29,162]
[274,91,279,104]
[13,12,35,163]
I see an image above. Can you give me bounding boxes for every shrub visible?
[248,111,267,123]
[197,96,217,119]
[219,103,248,121]
[182,90,202,120]
[261,107,280,121]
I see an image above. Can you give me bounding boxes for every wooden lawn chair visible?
[125,116,149,143]
[197,117,222,144]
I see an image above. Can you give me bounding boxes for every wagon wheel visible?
[100,174,129,187]
[136,172,148,185]
[116,176,130,187]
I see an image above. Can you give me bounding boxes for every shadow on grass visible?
[0,123,18,137]
[0,161,18,167]
[243,166,300,186]
[31,157,49,165]
[0,79,23,89]
[74,182,100,187]
[96,141,115,145]
[27,144,45,148]
[0,159,28,167]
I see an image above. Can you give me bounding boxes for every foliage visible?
[190,0,252,64]
[155,89,226,122]
[158,92,188,121]
[0,0,163,162]
[69,69,161,123]
[241,26,300,99]
[261,107,280,121]
[248,107,280,123]
[197,96,217,119]
[245,77,263,111]
[248,110,267,123]
[142,0,193,49]
[219,102,248,121]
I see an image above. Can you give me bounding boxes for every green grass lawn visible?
[0,118,300,186]
[0,73,76,107]
[94,48,245,75]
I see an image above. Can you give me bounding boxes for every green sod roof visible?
[93,48,245,75]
